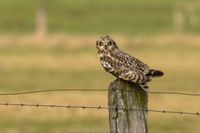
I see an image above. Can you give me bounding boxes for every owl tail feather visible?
[147,69,164,77]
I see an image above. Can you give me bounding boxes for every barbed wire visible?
[0,102,199,116]
[0,88,199,97]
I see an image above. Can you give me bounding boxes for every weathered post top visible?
[108,79,148,133]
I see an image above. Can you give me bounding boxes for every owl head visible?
[96,35,118,53]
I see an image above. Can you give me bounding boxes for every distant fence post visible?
[36,0,47,38]
[108,79,148,133]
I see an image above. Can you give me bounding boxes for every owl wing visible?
[111,51,151,83]
[100,55,122,77]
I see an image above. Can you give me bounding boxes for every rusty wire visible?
[0,102,199,116]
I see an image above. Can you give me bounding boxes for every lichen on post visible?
[108,79,148,133]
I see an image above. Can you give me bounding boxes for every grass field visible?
[0,38,199,133]
[0,0,200,132]
[0,0,200,34]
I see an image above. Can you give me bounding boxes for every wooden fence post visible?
[36,0,47,38]
[108,79,148,133]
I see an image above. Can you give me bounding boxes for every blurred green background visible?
[0,0,200,133]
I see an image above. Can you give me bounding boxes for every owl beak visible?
[104,45,108,50]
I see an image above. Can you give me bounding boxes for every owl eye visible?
[99,42,103,46]
[108,41,112,46]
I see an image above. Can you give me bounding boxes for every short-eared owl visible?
[96,35,164,92]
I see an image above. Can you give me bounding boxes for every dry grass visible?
[0,33,200,48]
